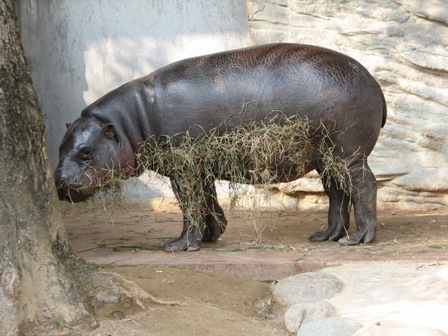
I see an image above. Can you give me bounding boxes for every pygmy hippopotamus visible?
[54,43,387,251]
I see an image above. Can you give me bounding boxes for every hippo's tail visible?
[379,83,387,128]
[381,95,387,128]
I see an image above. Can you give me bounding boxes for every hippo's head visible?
[54,116,136,202]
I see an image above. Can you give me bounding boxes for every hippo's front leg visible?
[162,177,227,251]
[202,180,227,242]
[161,179,206,251]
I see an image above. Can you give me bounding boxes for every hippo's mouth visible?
[56,183,93,203]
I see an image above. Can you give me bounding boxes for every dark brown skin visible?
[54,43,387,251]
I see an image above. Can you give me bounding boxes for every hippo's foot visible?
[162,223,204,252]
[309,227,346,242]
[162,236,202,252]
[201,230,212,243]
[202,224,223,243]
[201,221,218,243]
[337,227,376,246]
[202,213,227,243]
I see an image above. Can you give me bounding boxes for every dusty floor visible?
[61,198,448,335]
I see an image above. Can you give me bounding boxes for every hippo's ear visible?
[65,123,72,129]
[102,123,115,139]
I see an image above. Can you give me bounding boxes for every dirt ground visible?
[61,198,448,335]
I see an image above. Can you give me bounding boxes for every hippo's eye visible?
[80,147,93,160]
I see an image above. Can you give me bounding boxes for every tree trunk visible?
[0,1,153,334]
[0,0,96,333]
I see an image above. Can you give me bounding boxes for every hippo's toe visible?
[338,228,376,246]
[162,240,187,252]
[162,238,201,252]
[162,225,203,252]
[309,227,345,242]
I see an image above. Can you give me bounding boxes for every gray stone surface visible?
[272,272,344,306]
[284,300,337,333]
[353,320,448,336]
[323,262,448,334]
[299,316,363,336]
[248,0,448,210]
[277,263,448,335]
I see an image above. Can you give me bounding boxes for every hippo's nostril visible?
[55,178,68,190]
[56,178,65,186]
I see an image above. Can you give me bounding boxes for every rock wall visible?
[247,0,448,210]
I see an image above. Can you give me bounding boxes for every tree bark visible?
[0,0,97,333]
[0,1,158,334]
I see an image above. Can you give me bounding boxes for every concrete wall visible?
[17,0,248,197]
[247,0,448,210]
[18,0,248,167]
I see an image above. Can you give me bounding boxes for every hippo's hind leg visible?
[338,160,377,245]
[310,172,351,242]
[202,181,227,243]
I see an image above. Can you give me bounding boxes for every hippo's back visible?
[137,44,385,141]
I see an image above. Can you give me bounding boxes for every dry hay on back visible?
[135,114,350,227]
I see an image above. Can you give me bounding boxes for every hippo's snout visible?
[54,165,95,203]
[55,178,92,203]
